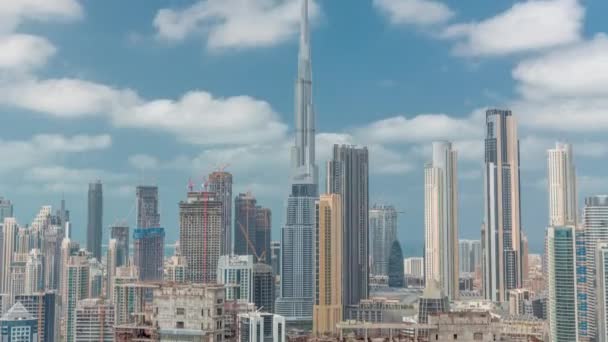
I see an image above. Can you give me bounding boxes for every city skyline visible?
[3,0,608,254]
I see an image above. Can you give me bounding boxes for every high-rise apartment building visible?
[43,225,63,291]
[482,109,523,302]
[24,249,44,294]
[253,263,275,313]
[404,257,424,279]
[369,205,397,277]
[547,226,578,342]
[234,193,258,257]
[313,194,342,336]
[1,218,18,294]
[113,266,148,326]
[106,239,118,300]
[255,207,271,265]
[217,255,254,302]
[15,292,57,342]
[548,143,577,227]
[62,251,90,342]
[110,225,129,267]
[597,243,608,342]
[327,145,369,309]
[179,191,223,284]
[74,299,114,342]
[0,198,13,222]
[271,241,281,276]
[208,171,233,256]
[87,181,103,261]
[582,195,608,340]
[424,141,459,300]
[459,240,482,274]
[134,186,164,281]
[136,186,160,228]
[276,0,318,322]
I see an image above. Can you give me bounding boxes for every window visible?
[473,332,483,340]
[217,308,223,316]
[176,308,185,315]
[176,322,184,329]
[453,334,457,340]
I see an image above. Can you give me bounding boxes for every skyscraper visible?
[62,251,90,342]
[110,225,129,267]
[24,249,44,294]
[0,302,38,342]
[1,217,18,294]
[369,204,397,277]
[74,299,114,342]
[271,241,281,276]
[547,226,578,342]
[547,143,577,227]
[136,186,160,228]
[597,243,608,342]
[388,240,405,288]
[276,0,318,322]
[134,186,164,281]
[424,141,459,300]
[15,292,57,342]
[582,195,608,340]
[208,171,233,256]
[253,263,275,313]
[43,224,63,291]
[217,255,254,302]
[87,181,103,261]
[234,193,258,257]
[255,207,271,265]
[0,198,13,222]
[179,191,223,284]
[482,109,523,302]
[327,145,369,309]
[106,239,118,300]
[313,194,343,336]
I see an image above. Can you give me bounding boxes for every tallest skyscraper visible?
[276,0,318,322]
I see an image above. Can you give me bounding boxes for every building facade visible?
[217,255,254,302]
[62,252,90,342]
[369,205,397,277]
[74,299,114,342]
[597,243,608,342]
[547,226,578,342]
[238,312,286,342]
[86,181,103,261]
[313,194,342,336]
[327,145,369,310]
[424,141,459,300]
[482,109,523,302]
[110,225,129,268]
[208,171,233,256]
[136,186,161,228]
[14,292,57,342]
[0,303,37,342]
[133,227,165,281]
[253,263,274,313]
[276,0,319,323]
[179,191,223,284]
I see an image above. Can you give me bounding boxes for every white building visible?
[238,312,286,342]
[597,243,608,342]
[153,283,226,342]
[217,255,254,302]
[424,141,459,300]
[74,299,114,342]
[404,257,424,279]
[547,143,577,227]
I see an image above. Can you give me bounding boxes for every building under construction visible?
[234,192,272,264]
[179,191,223,284]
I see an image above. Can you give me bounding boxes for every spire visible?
[299,0,310,59]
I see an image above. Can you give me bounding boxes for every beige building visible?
[313,194,343,336]
[547,143,577,227]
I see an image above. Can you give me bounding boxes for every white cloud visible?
[442,0,583,56]
[22,166,130,195]
[373,0,453,26]
[0,134,112,173]
[513,34,608,99]
[128,154,161,171]
[0,34,56,71]
[0,0,83,33]
[354,112,483,144]
[0,78,287,146]
[153,0,320,50]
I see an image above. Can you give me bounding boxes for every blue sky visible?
[1,0,608,256]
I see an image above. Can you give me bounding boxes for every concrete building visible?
[327,145,369,312]
[74,299,113,342]
[597,243,608,342]
[404,257,424,279]
[136,185,161,228]
[110,225,129,268]
[42,225,63,291]
[179,191,223,284]
[424,141,459,301]
[133,227,165,281]
[508,288,532,317]
[313,194,342,336]
[547,226,578,342]
[547,143,577,227]
[418,281,449,324]
[255,208,271,265]
[234,194,271,264]
[87,181,103,261]
[0,302,37,342]
[62,251,90,342]
[208,171,233,256]
[482,109,523,302]
[253,263,274,313]
[152,283,226,342]
[24,250,44,294]
[237,312,285,342]
[14,292,57,342]
[582,195,608,340]
[1,218,18,294]
[276,0,318,323]
[459,240,481,274]
[164,253,188,284]
[369,205,397,277]
[217,255,254,302]
[346,298,416,323]
[113,266,150,326]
